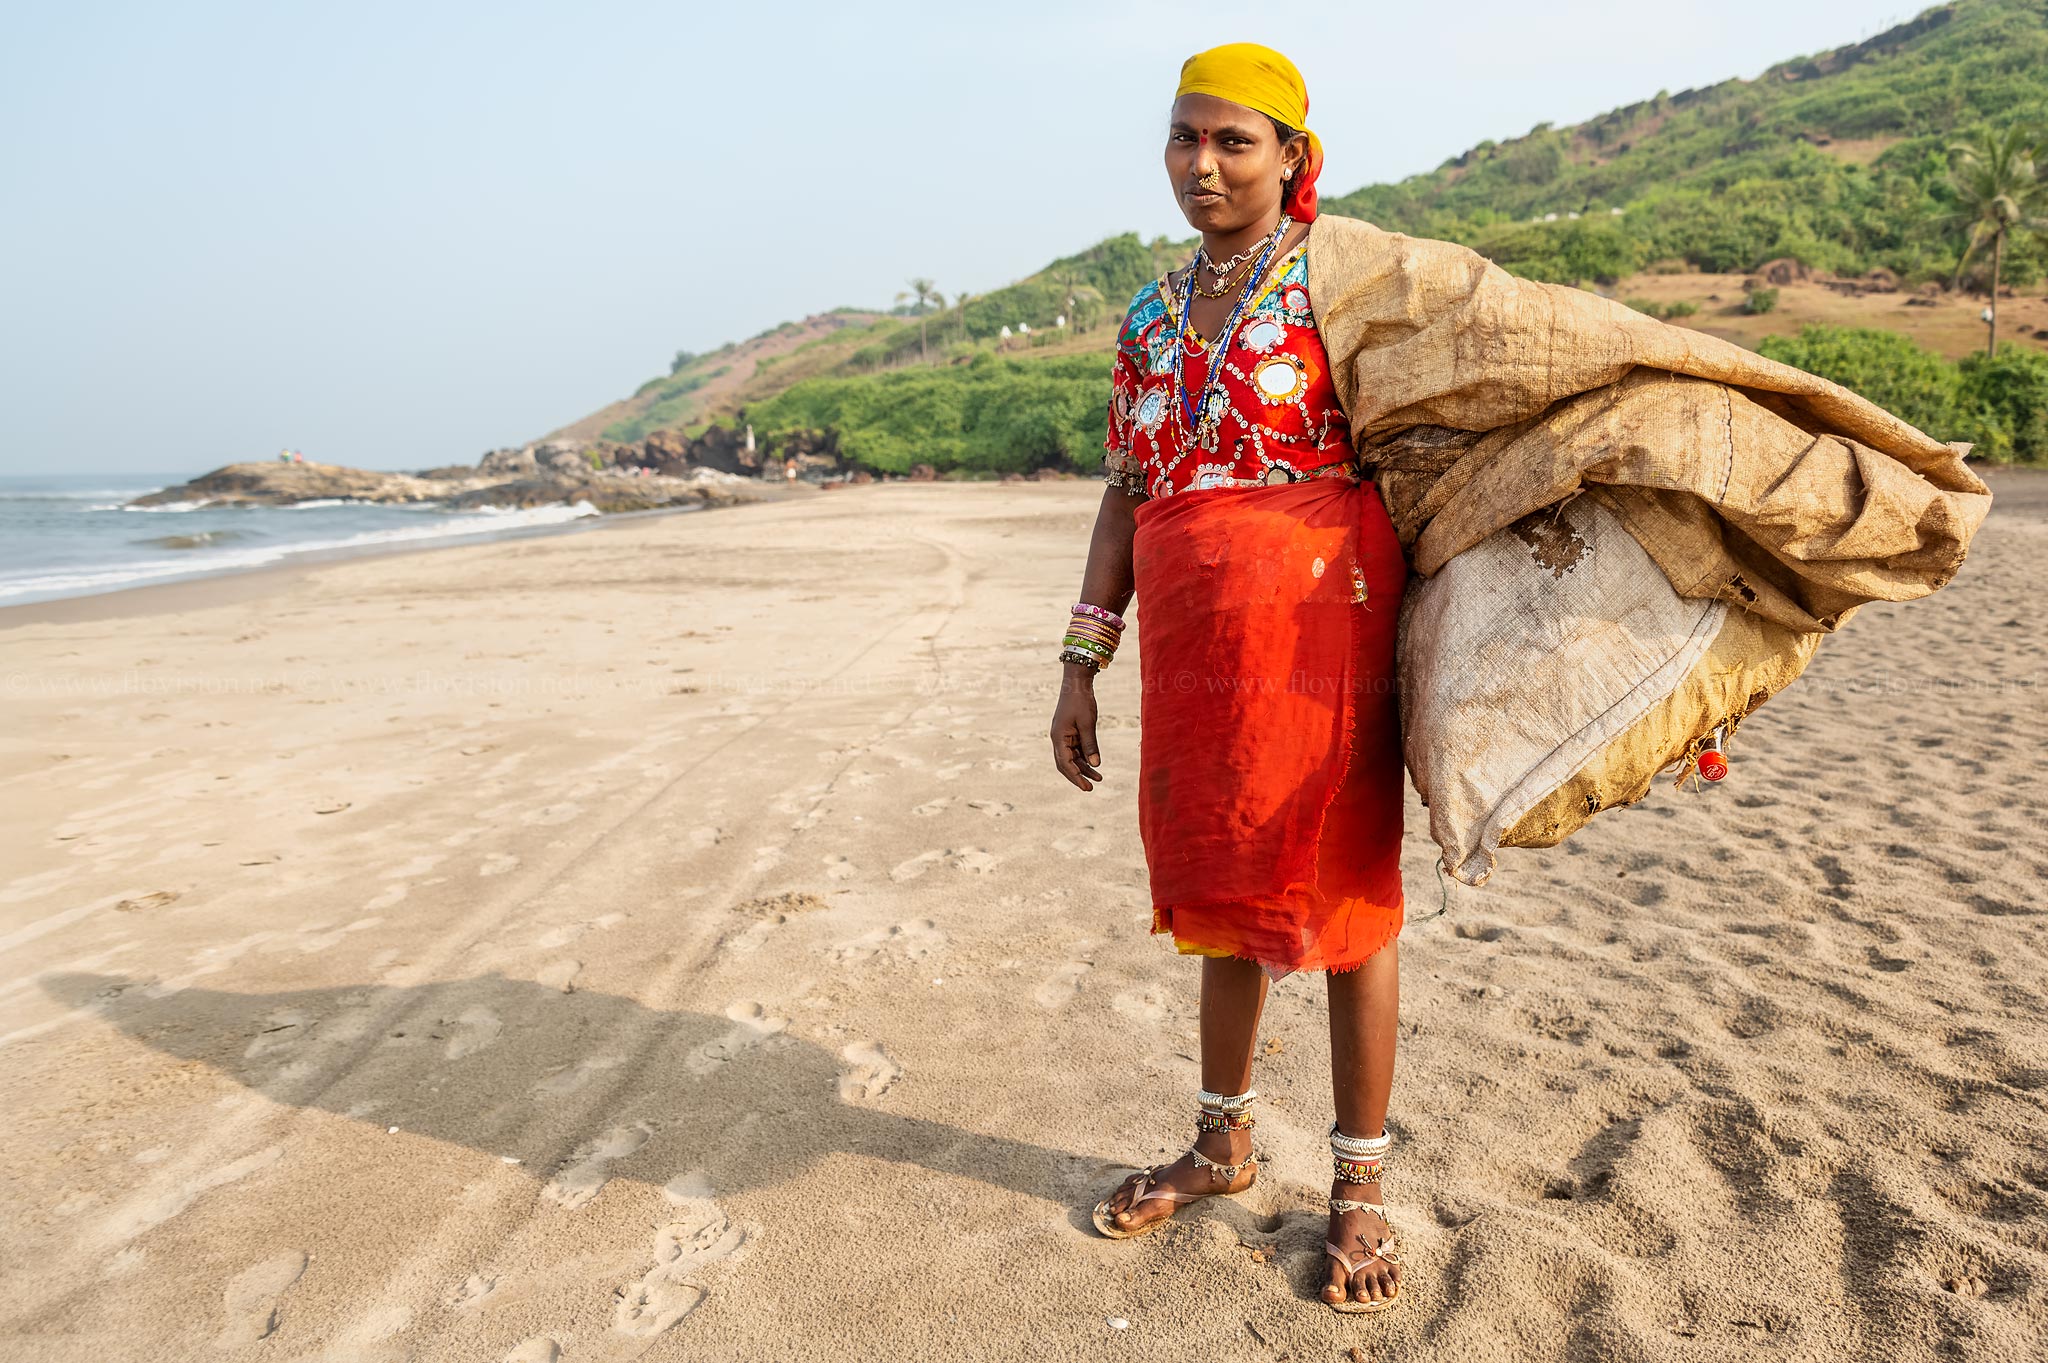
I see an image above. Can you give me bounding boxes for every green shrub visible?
[1745,287,1780,314]
[746,353,1113,475]
[1957,347,2048,462]
[1475,219,1642,284]
[1757,325,1963,439]
[1625,297,1698,321]
[1754,324,2047,463]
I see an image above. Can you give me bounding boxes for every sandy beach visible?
[1,475,2042,1362]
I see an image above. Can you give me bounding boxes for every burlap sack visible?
[1299,213,1990,881]
[1399,495,1820,885]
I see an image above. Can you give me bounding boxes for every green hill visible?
[560,0,2048,469]
[1324,0,2047,285]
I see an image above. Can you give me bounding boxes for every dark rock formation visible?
[129,456,767,515]
[1754,257,1811,287]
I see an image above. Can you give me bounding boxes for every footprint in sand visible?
[441,1007,503,1060]
[522,804,582,827]
[966,800,1014,817]
[331,1302,412,1353]
[685,1001,789,1076]
[535,1055,623,1098]
[614,1194,748,1339]
[543,1122,653,1211]
[295,916,384,955]
[911,797,954,817]
[213,1249,307,1346]
[664,1170,715,1203]
[381,854,446,879]
[1112,989,1168,1024]
[838,1041,903,1102]
[890,847,998,882]
[447,1273,499,1309]
[1051,828,1107,858]
[535,913,626,950]
[1035,962,1092,1009]
[535,959,581,993]
[363,883,409,912]
[504,1339,559,1363]
[823,855,857,881]
[830,919,948,965]
[891,850,944,881]
[479,852,519,877]
[101,1145,283,1247]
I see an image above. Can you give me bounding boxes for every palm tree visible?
[953,291,975,347]
[896,278,943,364]
[1944,124,2048,356]
[1065,283,1106,336]
[1047,269,1090,334]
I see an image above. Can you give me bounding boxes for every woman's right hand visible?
[1050,666,1104,791]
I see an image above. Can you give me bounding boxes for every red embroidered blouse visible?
[1102,243,1358,499]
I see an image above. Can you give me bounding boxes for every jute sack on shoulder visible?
[1399,493,1818,886]
[1298,213,1989,882]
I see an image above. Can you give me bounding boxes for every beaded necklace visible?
[1173,214,1291,449]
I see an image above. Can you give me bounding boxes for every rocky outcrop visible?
[130,422,875,515]
[1753,257,1811,287]
[129,462,454,507]
[441,473,757,514]
[129,457,765,514]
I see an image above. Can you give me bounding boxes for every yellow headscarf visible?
[1174,42,1324,220]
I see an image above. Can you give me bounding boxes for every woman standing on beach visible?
[1048,44,1409,1314]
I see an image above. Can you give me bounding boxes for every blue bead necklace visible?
[1172,213,1292,446]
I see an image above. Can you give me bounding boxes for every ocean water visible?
[0,472,608,606]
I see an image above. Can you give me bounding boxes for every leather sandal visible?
[1092,1088,1260,1240]
[1324,1123,1403,1314]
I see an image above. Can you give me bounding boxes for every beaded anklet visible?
[1190,1087,1259,1180]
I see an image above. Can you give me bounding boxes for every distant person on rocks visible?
[1049,42,1408,1315]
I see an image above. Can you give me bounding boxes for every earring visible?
[1283,168,1294,180]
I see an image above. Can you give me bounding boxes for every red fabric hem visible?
[1152,895,1404,979]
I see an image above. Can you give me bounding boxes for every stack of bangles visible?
[1059,602,1125,671]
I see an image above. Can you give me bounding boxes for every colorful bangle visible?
[1072,602,1126,630]
[1063,625,1121,652]
[1058,645,1103,671]
[1061,636,1114,662]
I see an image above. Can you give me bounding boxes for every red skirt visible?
[1131,478,1408,978]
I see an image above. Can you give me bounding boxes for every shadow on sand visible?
[41,970,1111,1217]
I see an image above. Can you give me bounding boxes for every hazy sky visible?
[3,0,1915,475]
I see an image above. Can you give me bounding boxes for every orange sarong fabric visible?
[1131,478,1408,978]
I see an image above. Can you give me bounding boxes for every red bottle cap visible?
[1697,750,1728,782]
